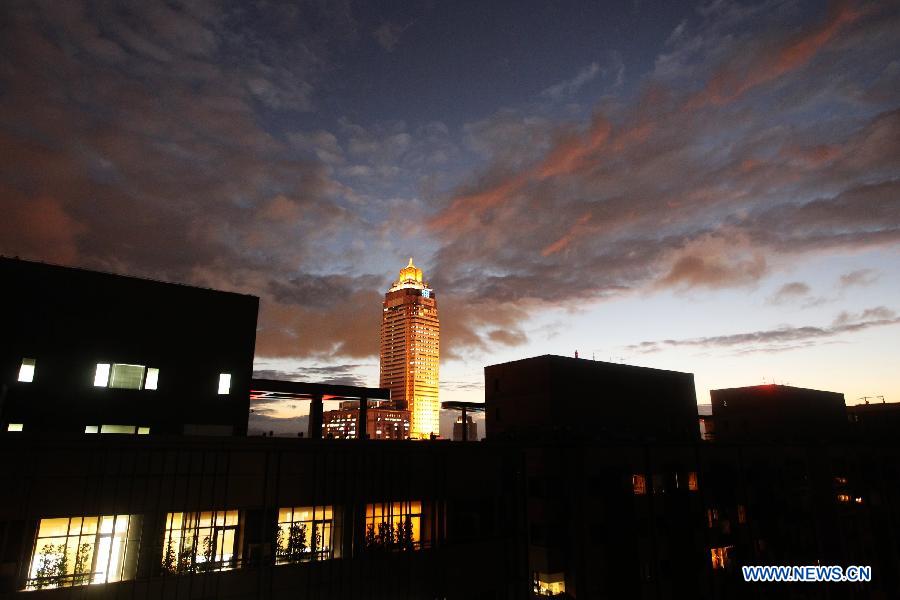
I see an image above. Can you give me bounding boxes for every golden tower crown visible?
[390,257,428,291]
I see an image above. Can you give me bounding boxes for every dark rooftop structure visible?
[484,355,700,442]
[710,384,847,441]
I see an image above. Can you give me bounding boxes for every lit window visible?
[533,571,566,595]
[631,475,647,496]
[144,368,159,391]
[84,426,99,434]
[364,501,422,551]
[218,373,231,395]
[109,364,144,390]
[100,425,137,434]
[688,471,699,491]
[161,511,240,574]
[94,364,111,387]
[707,508,719,528]
[710,546,732,570]
[7,423,24,432]
[276,506,334,563]
[26,515,139,589]
[137,427,150,435]
[837,494,851,503]
[18,358,36,383]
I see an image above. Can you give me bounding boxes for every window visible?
[137,427,150,435]
[144,368,159,390]
[737,504,747,524]
[710,546,732,570]
[707,508,719,528]
[26,515,139,590]
[218,373,231,395]
[632,474,647,495]
[84,426,99,434]
[109,364,144,390]
[161,510,240,574]
[688,471,699,491]
[364,501,422,551]
[276,506,333,563]
[533,571,565,596]
[652,474,666,495]
[18,358,36,382]
[94,364,110,387]
[7,423,24,432]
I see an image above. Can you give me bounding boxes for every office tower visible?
[322,400,411,440]
[380,258,440,439]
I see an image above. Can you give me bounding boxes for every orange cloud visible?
[541,212,592,256]
[687,1,861,110]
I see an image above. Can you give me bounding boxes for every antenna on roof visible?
[574,350,579,359]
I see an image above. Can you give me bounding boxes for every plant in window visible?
[377,521,393,549]
[312,525,322,560]
[195,535,213,572]
[399,516,414,551]
[162,537,177,574]
[275,526,285,563]
[287,522,308,562]
[364,523,377,550]
[177,542,194,573]
[33,543,64,589]
[73,542,93,585]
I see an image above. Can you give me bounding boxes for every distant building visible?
[0,257,258,436]
[484,355,700,442]
[322,400,410,439]
[847,400,900,439]
[452,415,478,441]
[710,384,847,441]
[379,258,440,439]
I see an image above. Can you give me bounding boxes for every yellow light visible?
[18,358,35,383]
[94,363,110,387]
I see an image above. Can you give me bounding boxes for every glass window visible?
[18,358,36,383]
[84,426,99,434]
[26,515,139,590]
[161,511,240,574]
[276,506,333,563]
[109,364,145,390]
[710,546,732,570]
[7,423,24,432]
[632,474,646,495]
[218,373,231,395]
[144,368,159,390]
[94,364,111,387]
[688,471,699,491]
[364,501,422,551]
[137,427,150,435]
[100,425,137,434]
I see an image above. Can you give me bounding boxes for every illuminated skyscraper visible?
[380,258,440,439]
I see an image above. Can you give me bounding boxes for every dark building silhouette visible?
[452,415,478,441]
[847,400,900,439]
[1,259,899,599]
[710,384,847,441]
[485,355,700,442]
[1,257,258,436]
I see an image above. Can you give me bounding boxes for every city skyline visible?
[1,0,898,436]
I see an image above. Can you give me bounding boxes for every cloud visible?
[373,21,412,52]
[839,268,880,288]
[628,306,900,354]
[542,62,601,100]
[769,281,812,304]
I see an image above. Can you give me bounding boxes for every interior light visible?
[218,373,231,395]
[18,358,36,383]
[94,363,111,387]
[145,368,159,390]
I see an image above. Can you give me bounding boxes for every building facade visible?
[452,416,478,442]
[322,401,411,440]
[0,257,258,437]
[379,259,440,439]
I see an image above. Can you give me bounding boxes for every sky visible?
[1,0,898,437]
